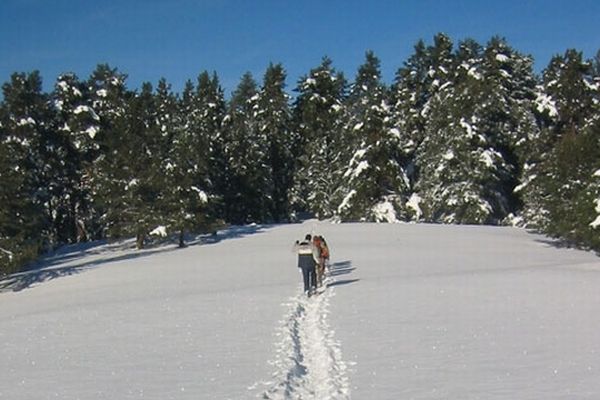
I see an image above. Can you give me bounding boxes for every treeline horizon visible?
[1,33,599,275]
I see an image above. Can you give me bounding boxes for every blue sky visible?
[1,0,599,96]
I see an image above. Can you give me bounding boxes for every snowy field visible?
[1,221,600,399]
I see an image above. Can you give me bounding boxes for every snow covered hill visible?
[1,222,600,399]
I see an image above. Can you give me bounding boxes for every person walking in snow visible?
[318,235,330,272]
[313,235,326,287]
[294,234,319,296]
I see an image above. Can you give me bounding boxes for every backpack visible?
[319,239,329,258]
[313,236,323,256]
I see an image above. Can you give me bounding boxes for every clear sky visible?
[1,0,599,96]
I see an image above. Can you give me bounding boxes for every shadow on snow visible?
[0,224,270,294]
[327,260,359,288]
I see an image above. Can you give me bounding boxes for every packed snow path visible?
[258,280,350,399]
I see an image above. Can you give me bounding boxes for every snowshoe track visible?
[259,286,350,399]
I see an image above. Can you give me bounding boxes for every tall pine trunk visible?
[136,232,145,250]
[178,229,186,248]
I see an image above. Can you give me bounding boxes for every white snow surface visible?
[1,222,600,399]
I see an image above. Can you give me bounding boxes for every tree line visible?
[1,33,599,275]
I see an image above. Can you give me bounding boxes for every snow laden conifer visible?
[256,63,294,221]
[51,73,100,243]
[85,64,130,240]
[588,118,600,249]
[221,72,271,223]
[413,34,487,223]
[100,82,166,248]
[167,80,212,246]
[390,38,447,220]
[40,73,89,245]
[390,40,431,173]
[149,78,186,244]
[86,64,128,145]
[415,36,537,224]
[292,57,347,219]
[543,123,600,248]
[475,37,539,223]
[0,72,79,250]
[525,50,600,247]
[0,72,51,273]
[194,72,227,221]
[53,73,100,154]
[336,51,409,222]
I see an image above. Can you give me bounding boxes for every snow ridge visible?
[259,285,350,399]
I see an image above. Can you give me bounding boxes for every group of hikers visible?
[294,234,330,296]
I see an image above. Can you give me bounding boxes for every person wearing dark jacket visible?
[294,234,320,296]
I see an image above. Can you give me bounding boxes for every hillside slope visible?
[1,222,600,399]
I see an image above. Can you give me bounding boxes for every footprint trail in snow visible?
[256,285,350,399]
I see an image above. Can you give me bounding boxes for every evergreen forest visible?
[1,34,600,275]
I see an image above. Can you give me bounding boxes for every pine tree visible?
[587,116,600,250]
[167,80,211,246]
[529,50,600,244]
[403,34,458,222]
[256,63,294,221]
[87,64,129,148]
[390,39,432,177]
[175,71,227,227]
[390,38,448,220]
[476,37,538,222]
[543,50,597,136]
[547,127,600,247]
[87,64,135,242]
[97,83,159,247]
[51,73,99,243]
[292,57,347,218]
[415,35,494,224]
[337,51,408,222]
[151,78,185,244]
[0,126,25,274]
[222,72,271,223]
[196,71,227,221]
[414,36,538,225]
[0,72,51,273]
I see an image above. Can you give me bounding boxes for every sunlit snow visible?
[2,222,600,399]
